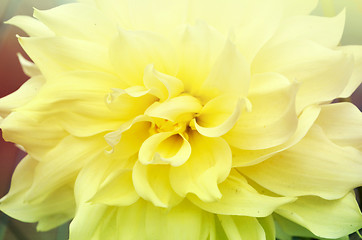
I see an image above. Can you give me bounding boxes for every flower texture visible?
[1,0,362,239]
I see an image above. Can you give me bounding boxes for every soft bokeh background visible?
[0,0,361,239]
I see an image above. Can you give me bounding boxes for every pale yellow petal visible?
[338,45,362,98]
[110,29,177,86]
[276,192,362,239]
[225,73,298,150]
[189,169,296,217]
[176,22,225,95]
[170,132,232,202]
[232,104,320,167]
[316,102,362,149]
[139,132,191,167]
[145,95,202,123]
[241,125,362,199]
[19,36,113,79]
[201,39,250,98]
[132,162,182,208]
[33,3,117,45]
[193,95,248,138]
[253,40,353,113]
[267,11,345,48]
[17,53,41,77]
[281,0,318,16]
[0,112,67,160]
[0,76,44,118]
[0,156,75,231]
[5,15,53,37]
[89,169,139,206]
[217,215,266,240]
[143,64,184,101]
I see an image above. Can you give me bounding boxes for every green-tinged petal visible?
[145,95,202,123]
[241,125,362,199]
[0,112,67,160]
[0,76,44,118]
[193,95,248,138]
[109,29,177,86]
[143,64,184,101]
[139,132,191,167]
[316,102,362,149]
[5,15,53,37]
[224,73,298,150]
[89,169,139,206]
[132,162,182,208]
[24,135,107,202]
[189,169,296,217]
[17,53,41,77]
[0,156,75,231]
[19,36,113,79]
[34,3,117,45]
[258,216,276,240]
[201,39,250,98]
[170,132,232,202]
[338,45,362,97]
[253,40,353,113]
[176,22,225,95]
[267,11,345,48]
[276,192,362,238]
[218,215,266,240]
[232,104,320,167]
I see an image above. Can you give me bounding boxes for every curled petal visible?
[241,125,362,199]
[145,95,202,122]
[17,53,41,77]
[170,132,232,202]
[132,162,182,208]
[189,169,296,217]
[193,95,249,137]
[139,132,191,167]
[143,64,184,101]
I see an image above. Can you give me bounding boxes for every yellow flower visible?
[1,0,362,239]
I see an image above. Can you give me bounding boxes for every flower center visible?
[150,118,187,135]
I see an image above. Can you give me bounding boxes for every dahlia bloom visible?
[1,0,362,239]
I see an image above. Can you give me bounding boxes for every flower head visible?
[1,0,362,239]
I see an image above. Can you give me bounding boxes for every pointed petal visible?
[218,215,266,240]
[176,22,225,95]
[143,64,184,101]
[316,102,362,149]
[241,125,362,199]
[201,40,250,98]
[338,45,362,98]
[0,156,75,231]
[189,169,296,217]
[17,53,41,77]
[170,132,232,202]
[5,15,53,37]
[110,29,177,86]
[0,76,44,118]
[33,3,117,45]
[19,36,113,79]
[225,73,298,150]
[132,162,182,208]
[193,96,247,137]
[276,192,362,239]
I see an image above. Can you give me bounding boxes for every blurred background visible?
[0,0,361,239]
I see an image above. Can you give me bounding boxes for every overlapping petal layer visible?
[0,0,362,240]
